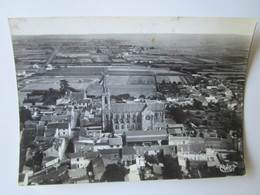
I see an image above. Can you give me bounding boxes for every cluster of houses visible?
[19,87,244,185]
[18,69,244,185]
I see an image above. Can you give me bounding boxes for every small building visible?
[108,137,123,148]
[122,147,137,164]
[125,130,168,146]
[46,64,53,70]
[76,99,91,109]
[74,139,94,153]
[87,157,106,182]
[68,168,88,181]
[45,122,71,138]
[98,148,121,162]
[56,98,70,105]
[167,123,185,136]
[205,137,233,150]
[42,156,59,168]
[70,153,91,169]
[124,164,141,182]
[43,137,67,160]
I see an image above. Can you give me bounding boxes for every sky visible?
[8,17,256,36]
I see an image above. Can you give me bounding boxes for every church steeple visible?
[101,70,111,132]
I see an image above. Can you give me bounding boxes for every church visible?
[100,68,166,134]
[102,92,166,134]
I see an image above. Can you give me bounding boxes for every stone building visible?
[101,70,166,133]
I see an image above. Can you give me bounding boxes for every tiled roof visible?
[53,138,64,147]
[43,156,58,162]
[178,142,205,153]
[122,147,136,155]
[91,157,106,181]
[125,130,167,142]
[167,124,184,128]
[47,122,69,129]
[98,148,120,155]
[70,152,85,159]
[145,100,165,112]
[109,103,146,113]
[108,137,123,146]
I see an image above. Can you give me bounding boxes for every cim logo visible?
[218,162,238,173]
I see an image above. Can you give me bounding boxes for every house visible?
[70,153,91,169]
[45,122,71,138]
[32,64,39,69]
[194,96,208,107]
[43,137,67,160]
[34,136,53,145]
[206,137,234,150]
[167,123,185,136]
[18,173,29,186]
[87,157,106,182]
[30,165,69,185]
[124,164,141,181]
[42,156,59,168]
[98,148,121,162]
[93,138,110,151]
[169,136,203,146]
[205,95,218,103]
[125,130,168,146]
[68,168,88,182]
[108,137,123,148]
[122,147,137,164]
[79,127,102,139]
[56,98,70,105]
[46,64,53,70]
[21,121,38,147]
[17,70,26,77]
[135,145,177,157]
[76,99,91,109]
[74,139,94,153]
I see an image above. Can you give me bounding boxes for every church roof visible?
[109,102,146,113]
[145,100,165,112]
[107,100,164,114]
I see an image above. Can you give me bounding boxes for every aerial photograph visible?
[9,17,255,185]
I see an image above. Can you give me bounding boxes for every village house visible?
[205,137,234,150]
[70,153,91,169]
[167,123,185,136]
[122,147,137,165]
[98,148,121,162]
[125,130,168,147]
[74,139,94,153]
[135,145,177,157]
[43,137,67,160]
[87,157,106,182]
[108,137,123,148]
[42,156,59,168]
[45,122,71,138]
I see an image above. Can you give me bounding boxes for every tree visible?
[60,79,69,95]
[139,95,146,99]
[168,106,186,123]
[19,107,32,125]
[101,164,128,182]
[43,88,61,105]
[162,155,182,179]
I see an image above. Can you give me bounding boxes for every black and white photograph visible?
[8,17,256,185]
